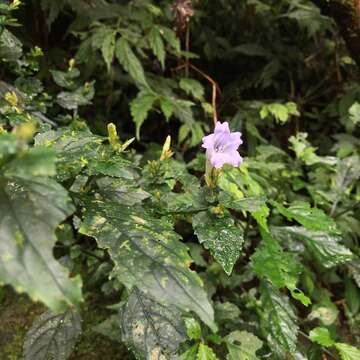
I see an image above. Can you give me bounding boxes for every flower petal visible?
[201,133,215,149]
[214,121,230,134]
[209,150,243,169]
[226,132,243,150]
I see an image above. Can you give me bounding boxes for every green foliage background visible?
[0,0,360,359]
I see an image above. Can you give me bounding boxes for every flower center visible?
[214,144,225,152]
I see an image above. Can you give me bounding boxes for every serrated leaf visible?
[148,26,165,68]
[272,226,354,268]
[160,97,175,121]
[158,26,180,54]
[193,211,244,275]
[120,288,186,359]
[115,37,148,87]
[251,230,309,305]
[309,327,335,347]
[79,199,216,331]
[35,126,104,181]
[260,282,298,356]
[87,155,138,179]
[96,177,149,205]
[23,309,82,360]
[130,89,157,139]
[335,343,360,360]
[56,82,95,110]
[179,78,204,101]
[225,331,263,360]
[197,343,219,360]
[101,31,116,71]
[271,200,338,233]
[50,68,80,89]
[0,140,82,310]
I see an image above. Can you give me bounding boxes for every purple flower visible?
[202,122,243,169]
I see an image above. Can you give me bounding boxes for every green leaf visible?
[115,37,148,87]
[120,288,186,359]
[148,26,165,68]
[349,102,360,125]
[50,68,80,89]
[159,97,175,120]
[345,277,360,314]
[219,193,266,213]
[158,26,181,54]
[4,146,56,178]
[289,132,336,166]
[180,78,205,101]
[271,200,338,233]
[180,344,199,360]
[251,229,310,306]
[197,343,219,360]
[0,29,22,62]
[56,82,95,110]
[193,211,244,275]
[101,31,116,71]
[309,327,335,347]
[0,143,82,310]
[260,282,298,356]
[23,309,82,360]
[335,343,360,360]
[130,89,157,139]
[87,155,138,179]
[35,126,104,181]
[260,102,299,124]
[272,226,354,268]
[225,331,263,360]
[96,177,149,206]
[184,317,202,340]
[79,199,216,331]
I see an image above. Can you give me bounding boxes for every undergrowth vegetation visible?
[0,0,360,359]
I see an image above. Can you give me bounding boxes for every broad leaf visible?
[193,211,244,275]
[309,327,335,347]
[225,331,263,360]
[35,126,104,181]
[271,200,338,233]
[79,198,216,331]
[272,226,354,268]
[260,282,298,356]
[23,309,82,360]
[0,138,82,311]
[96,177,149,205]
[120,288,186,359]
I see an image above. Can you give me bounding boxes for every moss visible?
[0,287,135,360]
[0,287,45,360]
